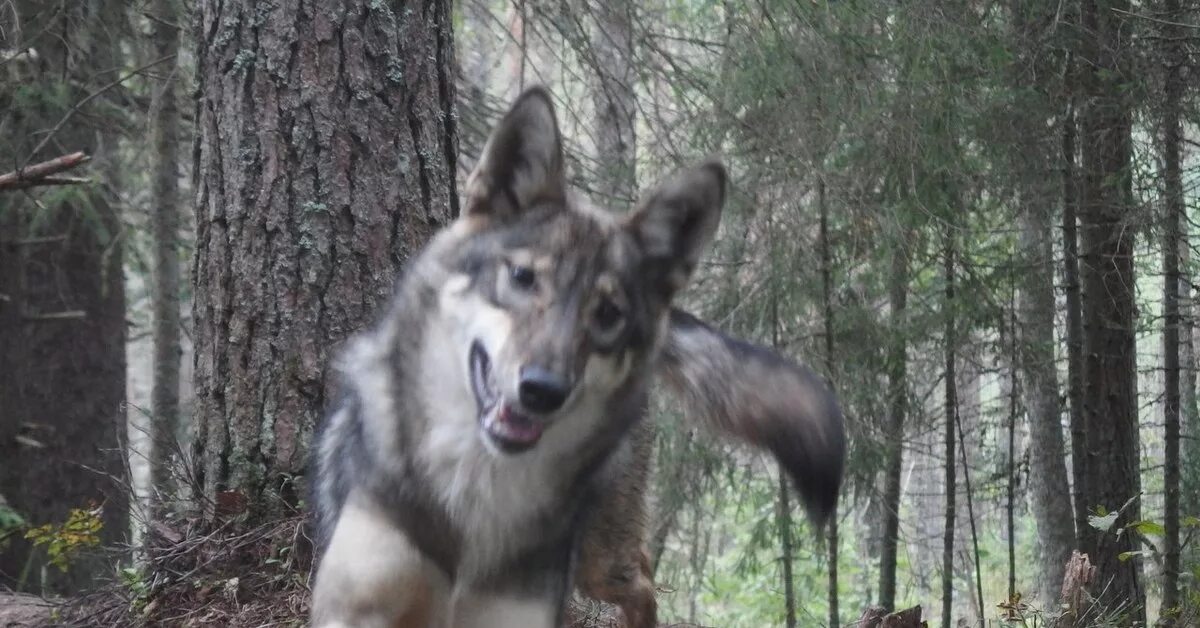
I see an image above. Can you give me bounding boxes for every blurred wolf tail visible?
[659,309,846,524]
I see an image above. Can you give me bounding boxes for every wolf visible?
[310,86,845,628]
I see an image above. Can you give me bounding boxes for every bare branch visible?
[0,151,89,191]
[0,235,68,245]
[23,310,87,321]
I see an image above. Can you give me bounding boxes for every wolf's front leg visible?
[452,540,573,628]
[311,493,450,628]
[452,592,561,628]
[575,423,657,628]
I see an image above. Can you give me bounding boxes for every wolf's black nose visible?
[519,367,570,413]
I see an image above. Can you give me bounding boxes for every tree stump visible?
[1060,550,1096,621]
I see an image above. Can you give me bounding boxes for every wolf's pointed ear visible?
[625,161,726,296]
[463,86,566,221]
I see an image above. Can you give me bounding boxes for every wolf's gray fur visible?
[309,86,844,628]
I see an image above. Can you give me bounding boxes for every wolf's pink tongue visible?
[497,406,544,443]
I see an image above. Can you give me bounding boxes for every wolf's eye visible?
[594,298,624,331]
[510,264,536,290]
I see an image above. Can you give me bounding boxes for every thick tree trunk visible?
[150,0,184,513]
[192,0,459,519]
[1018,200,1075,605]
[878,244,908,612]
[1160,0,1184,617]
[941,233,956,628]
[0,0,128,592]
[1077,0,1144,616]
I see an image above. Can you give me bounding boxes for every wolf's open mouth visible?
[469,341,544,453]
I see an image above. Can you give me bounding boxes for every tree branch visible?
[0,152,90,192]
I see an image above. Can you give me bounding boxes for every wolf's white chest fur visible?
[420,409,562,580]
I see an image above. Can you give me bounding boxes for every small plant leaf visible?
[1089,511,1119,532]
[1131,520,1165,536]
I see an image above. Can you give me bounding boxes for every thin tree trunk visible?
[515,0,527,90]
[1181,220,1200,527]
[1183,221,1200,587]
[1061,56,1088,548]
[1077,0,1144,616]
[1018,198,1075,604]
[192,0,459,519]
[590,0,636,211]
[1003,1,1076,603]
[1007,296,1017,602]
[767,197,796,628]
[778,468,797,628]
[941,232,956,628]
[1160,0,1184,617]
[878,243,908,612]
[819,175,839,628]
[149,0,183,515]
[955,399,984,627]
[687,508,700,624]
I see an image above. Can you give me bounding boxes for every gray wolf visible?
[310,86,845,628]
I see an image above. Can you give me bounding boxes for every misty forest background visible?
[1,0,1199,626]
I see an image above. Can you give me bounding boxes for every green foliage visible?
[24,506,104,573]
[120,566,153,615]
[0,501,28,550]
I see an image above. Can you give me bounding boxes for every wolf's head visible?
[417,87,724,456]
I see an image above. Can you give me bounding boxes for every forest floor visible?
[0,512,704,627]
[1,514,309,627]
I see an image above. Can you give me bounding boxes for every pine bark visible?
[192,0,459,518]
[1077,0,1144,615]
[0,0,128,592]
